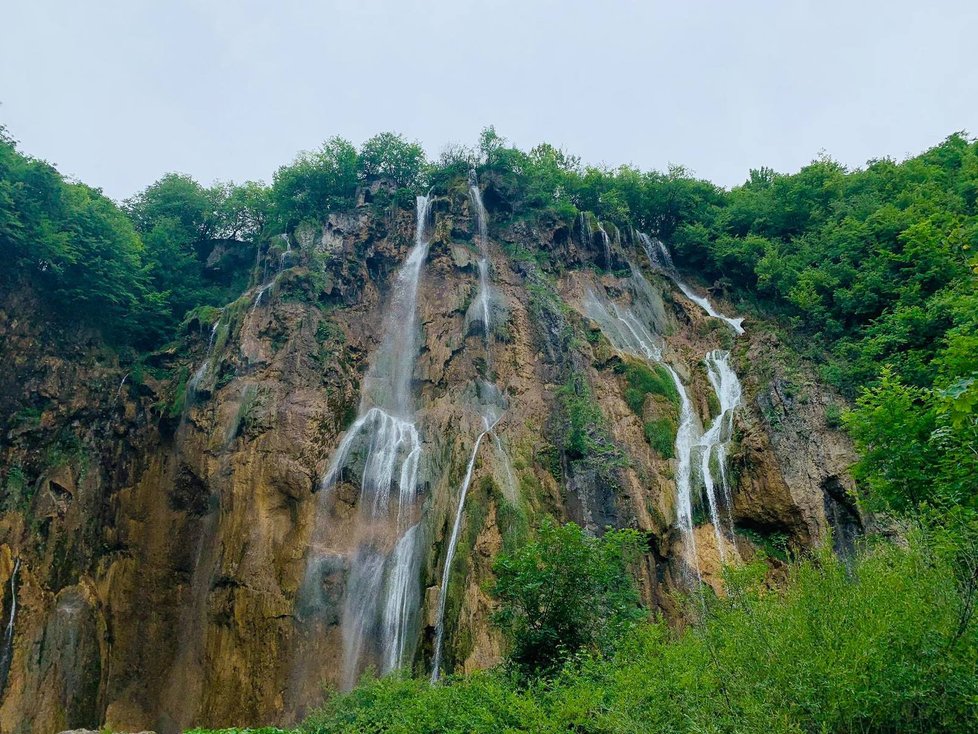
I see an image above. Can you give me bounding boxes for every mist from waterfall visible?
[638,233,745,335]
[312,195,433,689]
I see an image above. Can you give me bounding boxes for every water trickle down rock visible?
[465,171,495,348]
[0,558,21,699]
[638,233,745,335]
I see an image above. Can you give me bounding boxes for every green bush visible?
[621,361,679,415]
[491,519,643,678]
[643,418,676,458]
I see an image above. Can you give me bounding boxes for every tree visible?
[270,137,359,228]
[844,367,940,512]
[358,132,427,190]
[490,519,643,677]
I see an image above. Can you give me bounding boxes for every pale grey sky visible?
[2,0,976,200]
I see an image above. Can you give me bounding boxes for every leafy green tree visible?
[490,519,643,677]
[0,127,157,342]
[844,368,941,512]
[358,132,427,190]
[270,137,359,229]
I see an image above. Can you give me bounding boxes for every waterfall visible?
[596,221,612,268]
[582,289,701,579]
[0,558,21,696]
[187,317,223,403]
[430,416,492,682]
[579,212,592,249]
[467,172,493,343]
[428,172,514,678]
[666,365,702,581]
[250,281,274,314]
[637,233,745,335]
[315,195,433,689]
[697,350,743,560]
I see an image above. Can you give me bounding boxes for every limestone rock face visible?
[0,190,856,732]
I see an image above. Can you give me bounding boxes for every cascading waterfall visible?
[593,263,745,579]
[313,195,433,689]
[582,290,702,579]
[638,232,745,334]
[0,558,21,696]
[696,350,743,560]
[430,413,496,682]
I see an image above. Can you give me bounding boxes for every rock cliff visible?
[0,181,857,732]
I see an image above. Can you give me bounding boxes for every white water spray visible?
[696,350,743,560]
[467,172,493,343]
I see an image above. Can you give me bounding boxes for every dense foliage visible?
[0,128,427,346]
[297,534,977,734]
[0,126,159,343]
[490,520,643,677]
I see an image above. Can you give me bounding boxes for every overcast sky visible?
[2,0,977,201]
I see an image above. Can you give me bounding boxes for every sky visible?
[2,0,977,201]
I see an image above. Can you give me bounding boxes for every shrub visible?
[490,519,643,678]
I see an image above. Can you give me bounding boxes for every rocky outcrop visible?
[0,188,857,732]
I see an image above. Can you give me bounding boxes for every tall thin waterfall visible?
[0,558,21,696]
[429,177,515,680]
[430,413,495,682]
[187,316,223,402]
[467,172,493,344]
[638,233,745,335]
[697,350,743,560]
[315,195,433,689]
[596,221,612,268]
[667,366,702,581]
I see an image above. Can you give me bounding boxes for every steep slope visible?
[0,181,856,732]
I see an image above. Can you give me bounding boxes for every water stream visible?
[429,177,515,680]
[587,288,745,584]
[697,350,743,560]
[467,172,493,346]
[430,416,493,682]
[638,233,745,334]
[314,195,433,688]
